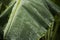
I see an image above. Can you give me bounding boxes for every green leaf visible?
[0,0,15,39]
[4,0,54,40]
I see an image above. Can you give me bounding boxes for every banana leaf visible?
[3,0,54,40]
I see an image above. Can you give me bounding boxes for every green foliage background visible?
[0,0,60,40]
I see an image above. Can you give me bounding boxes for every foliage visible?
[0,0,60,40]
